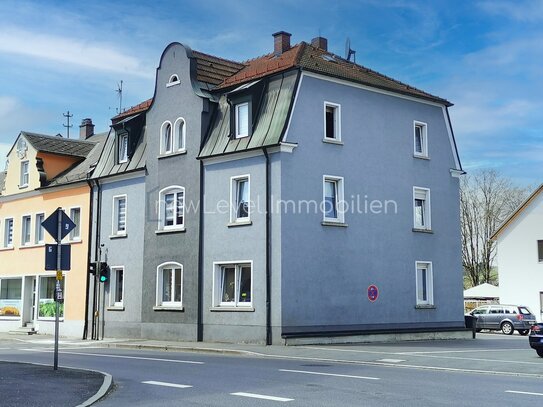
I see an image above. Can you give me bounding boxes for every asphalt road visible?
[0,333,542,406]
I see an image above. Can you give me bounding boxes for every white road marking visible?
[506,390,543,397]
[280,369,380,380]
[376,359,405,363]
[402,353,543,365]
[231,392,294,402]
[142,381,192,389]
[397,349,530,355]
[21,349,204,364]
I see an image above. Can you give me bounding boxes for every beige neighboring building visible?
[0,124,105,336]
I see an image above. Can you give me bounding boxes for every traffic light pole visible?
[54,208,62,371]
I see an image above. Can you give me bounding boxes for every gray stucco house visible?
[89,32,465,344]
[199,32,465,344]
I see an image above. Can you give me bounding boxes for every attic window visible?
[322,55,336,62]
[167,74,180,87]
[235,102,249,138]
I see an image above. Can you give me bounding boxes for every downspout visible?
[197,159,204,342]
[263,147,272,345]
[91,179,102,340]
[83,177,94,340]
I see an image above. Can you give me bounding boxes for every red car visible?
[529,323,543,357]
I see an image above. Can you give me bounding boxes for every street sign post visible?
[42,208,76,371]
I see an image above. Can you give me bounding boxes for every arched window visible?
[157,262,183,307]
[174,118,186,152]
[158,186,185,231]
[161,121,173,154]
[167,74,180,87]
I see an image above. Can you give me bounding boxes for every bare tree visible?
[460,169,529,288]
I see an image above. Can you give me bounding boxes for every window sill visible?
[412,228,433,234]
[0,316,21,320]
[18,184,29,190]
[166,80,180,88]
[153,306,184,312]
[0,246,14,251]
[118,160,128,165]
[20,243,45,250]
[38,318,64,322]
[158,150,187,159]
[228,220,253,228]
[414,154,430,160]
[415,304,436,309]
[155,227,186,235]
[109,233,128,239]
[322,138,343,145]
[322,221,348,227]
[210,306,255,312]
[106,306,125,311]
[67,239,83,244]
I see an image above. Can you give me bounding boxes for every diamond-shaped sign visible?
[42,208,76,241]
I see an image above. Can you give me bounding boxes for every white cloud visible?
[0,27,153,78]
[478,0,543,22]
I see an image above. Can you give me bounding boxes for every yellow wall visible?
[3,138,41,196]
[0,184,91,322]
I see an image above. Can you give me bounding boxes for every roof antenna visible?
[62,110,73,138]
[116,80,123,114]
[345,37,356,63]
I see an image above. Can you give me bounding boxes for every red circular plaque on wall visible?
[367,285,379,302]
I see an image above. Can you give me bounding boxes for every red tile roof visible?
[112,98,153,122]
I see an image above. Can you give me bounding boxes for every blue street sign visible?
[45,244,71,270]
[42,209,76,241]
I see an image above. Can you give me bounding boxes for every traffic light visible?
[99,263,110,283]
[89,262,97,275]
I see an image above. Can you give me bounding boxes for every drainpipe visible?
[83,177,94,340]
[91,179,102,340]
[197,159,204,342]
[263,147,272,345]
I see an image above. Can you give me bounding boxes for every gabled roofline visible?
[491,183,543,240]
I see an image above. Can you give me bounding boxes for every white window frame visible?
[118,133,129,163]
[415,261,434,306]
[21,214,31,246]
[414,121,428,158]
[166,74,180,87]
[112,195,127,236]
[323,101,341,141]
[109,266,125,307]
[156,262,183,308]
[160,121,173,155]
[68,207,81,241]
[212,261,253,308]
[158,186,185,231]
[322,175,345,223]
[4,218,13,248]
[235,102,249,139]
[37,274,64,320]
[0,277,23,319]
[413,187,431,230]
[230,175,250,223]
[35,212,45,244]
[20,160,29,188]
[174,117,186,152]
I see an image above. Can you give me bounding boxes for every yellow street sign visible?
[56,271,63,281]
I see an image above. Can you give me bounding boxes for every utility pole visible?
[63,111,73,138]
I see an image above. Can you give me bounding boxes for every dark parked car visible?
[529,323,543,357]
[469,304,536,335]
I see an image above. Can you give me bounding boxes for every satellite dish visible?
[345,37,356,63]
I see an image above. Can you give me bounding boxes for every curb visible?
[104,342,249,356]
[76,370,113,407]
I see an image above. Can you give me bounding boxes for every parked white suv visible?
[470,304,536,335]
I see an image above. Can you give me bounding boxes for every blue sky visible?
[0,0,541,185]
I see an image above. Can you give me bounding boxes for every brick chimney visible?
[273,31,291,56]
[311,36,328,51]
[79,118,95,139]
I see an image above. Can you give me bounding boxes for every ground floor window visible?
[415,262,433,306]
[214,262,252,308]
[156,263,183,307]
[0,278,22,317]
[110,267,124,307]
[38,276,64,318]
